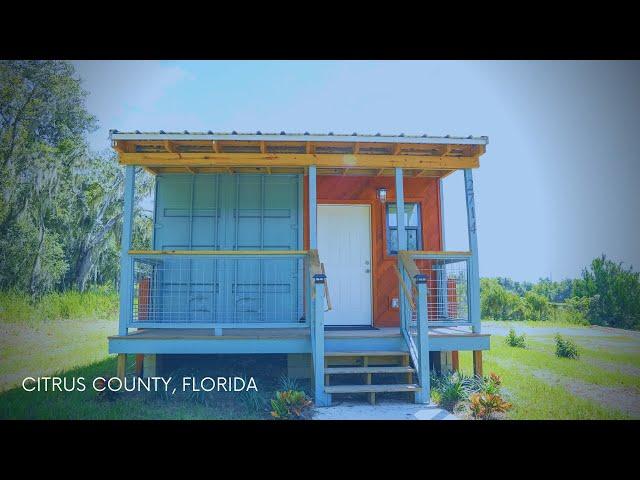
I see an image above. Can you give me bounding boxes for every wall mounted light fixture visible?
[376,188,387,203]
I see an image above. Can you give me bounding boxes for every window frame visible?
[385,202,423,255]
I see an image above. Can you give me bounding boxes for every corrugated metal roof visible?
[109,130,489,145]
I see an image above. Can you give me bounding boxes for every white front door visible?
[317,204,372,326]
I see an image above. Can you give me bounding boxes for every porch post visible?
[414,274,430,404]
[395,167,408,331]
[395,168,406,251]
[438,178,449,320]
[313,273,331,407]
[118,165,135,336]
[464,169,481,334]
[439,178,453,368]
[308,165,317,249]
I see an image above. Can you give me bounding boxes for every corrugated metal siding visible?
[152,174,302,323]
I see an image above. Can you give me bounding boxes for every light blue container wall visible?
[151,174,302,324]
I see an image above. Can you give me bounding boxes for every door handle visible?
[365,269,371,273]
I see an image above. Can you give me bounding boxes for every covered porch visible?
[110,131,489,405]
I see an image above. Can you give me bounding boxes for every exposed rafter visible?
[111,133,488,178]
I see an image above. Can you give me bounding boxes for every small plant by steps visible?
[468,392,513,420]
[431,371,512,419]
[270,390,313,419]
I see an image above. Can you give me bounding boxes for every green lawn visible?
[0,318,115,392]
[457,322,640,419]
[1,317,639,419]
[0,317,280,419]
[0,357,270,420]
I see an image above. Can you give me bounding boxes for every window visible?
[386,203,422,255]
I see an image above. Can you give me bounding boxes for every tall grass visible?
[0,287,118,323]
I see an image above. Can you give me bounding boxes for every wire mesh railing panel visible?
[413,257,469,323]
[131,254,306,326]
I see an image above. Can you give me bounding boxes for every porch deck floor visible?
[110,325,488,340]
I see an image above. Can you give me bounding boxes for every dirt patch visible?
[583,358,640,378]
[531,369,640,419]
[592,326,640,338]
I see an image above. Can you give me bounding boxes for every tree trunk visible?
[29,212,46,296]
[74,247,94,292]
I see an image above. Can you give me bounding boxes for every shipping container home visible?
[109,131,490,406]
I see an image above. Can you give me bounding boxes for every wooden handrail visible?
[398,251,420,290]
[308,249,322,277]
[393,264,416,312]
[404,250,472,257]
[321,262,332,311]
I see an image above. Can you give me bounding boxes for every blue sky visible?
[72,60,640,282]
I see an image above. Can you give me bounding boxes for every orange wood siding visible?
[304,175,442,327]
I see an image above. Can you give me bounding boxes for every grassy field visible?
[0,315,296,419]
[1,312,639,419]
[457,321,640,419]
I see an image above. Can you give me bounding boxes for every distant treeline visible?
[481,255,640,330]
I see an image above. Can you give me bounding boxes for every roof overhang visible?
[110,131,488,177]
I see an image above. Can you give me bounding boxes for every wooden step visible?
[325,384,421,394]
[325,366,415,375]
[324,350,409,357]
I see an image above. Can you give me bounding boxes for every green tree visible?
[0,60,153,294]
[60,151,152,291]
[574,255,640,329]
[531,278,574,302]
[496,277,533,296]
[0,60,96,294]
[523,291,550,321]
[481,278,526,321]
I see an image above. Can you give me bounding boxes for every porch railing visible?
[396,250,477,403]
[399,251,474,328]
[125,250,312,329]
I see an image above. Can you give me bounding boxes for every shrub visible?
[573,254,640,330]
[481,372,504,395]
[550,298,590,325]
[481,278,528,321]
[468,392,512,420]
[240,389,268,414]
[505,328,526,348]
[523,291,551,321]
[555,334,579,359]
[432,371,510,418]
[430,371,475,410]
[278,375,301,392]
[270,390,313,419]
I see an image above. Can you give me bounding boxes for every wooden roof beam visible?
[117,152,480,170]
[164,140,177,153]
[113,140,129,153]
